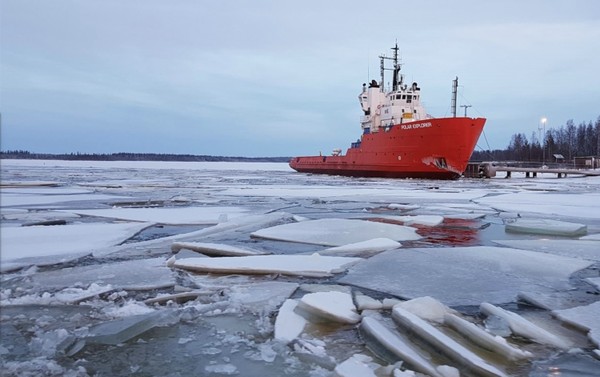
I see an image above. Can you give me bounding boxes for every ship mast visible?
[451,76,458,117]
[379,43,401,92]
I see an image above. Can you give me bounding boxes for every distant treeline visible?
[0,151,291,163]
[471,116,600,162]
[3,116,599,164]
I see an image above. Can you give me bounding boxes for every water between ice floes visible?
[1,160,600,376]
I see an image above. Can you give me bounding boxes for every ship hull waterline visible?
[290,117,486,180]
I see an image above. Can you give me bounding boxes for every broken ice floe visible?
[173,254,361,277]
[61,310,180,356]
[505,218,587,237]
[333,354,384,377]
[297,291,360,324]
[227,281,298,314]
[274,299,307,344]
[251,218,420,246]
[171,241,268,256]
[359,315,445,377]
[318,238,401,257]
[392,306,507,377]
[18,257,176,291]
[61,206,249,225]
[480,302,572,349]
[444,314,532,361]
[0,222,151,272]
[92,212,293,259]
[553,301,600,347]
[340,246,592,306]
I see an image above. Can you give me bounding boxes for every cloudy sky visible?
[2,0,599,157]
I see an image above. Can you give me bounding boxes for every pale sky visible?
[1,0,599,157]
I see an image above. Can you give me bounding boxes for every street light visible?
[540,117,547,166]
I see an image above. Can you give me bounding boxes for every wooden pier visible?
[464,162,600,179]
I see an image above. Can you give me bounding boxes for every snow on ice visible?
[2,160,600,376]
[251,218,420,246]
[173,254,361,277]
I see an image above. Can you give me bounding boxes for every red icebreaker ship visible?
[290,44,486,180]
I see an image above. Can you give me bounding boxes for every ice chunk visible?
[334,354,378,377]
[553,301,600,347]
[86,310,178,346]
[395,296,453,324]
[480,302,572,349]
[379,215,444,227]
[0,222,151,267]
[492,239,600,262]
[319,238,401,257]
[444,313,532,361]
[392,306,507,377]
[227,281,298,313]
[170,241,268,256]
[505,218,587,236]
[443,213,487,220]
[173,254,361,277]
[359,316,443,377]
[297,291,360,324]
[274,299,306,344]
[436,365,460,377]
[251,218,420,246]
[340,246,592,306]
[355,293,383,311]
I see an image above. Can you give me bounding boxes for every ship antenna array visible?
[378,43,402,92]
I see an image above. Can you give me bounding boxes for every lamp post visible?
[540,117,547,166]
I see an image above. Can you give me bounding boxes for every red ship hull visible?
[290,117,486,180]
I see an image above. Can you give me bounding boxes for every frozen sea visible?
[1,159,600,377]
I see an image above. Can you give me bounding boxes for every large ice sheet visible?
[474,191,600,219]
[339,246,592,306]
[0,222,151,265]
[251,218,420,246]
[173,254,361,277]
[505,218,587,237]
[62,206,249,225]
[493,239,600,262]
[553,301,600,347]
